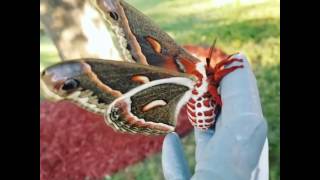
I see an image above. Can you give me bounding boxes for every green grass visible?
[40,0,280,179]
[40,35,60,72]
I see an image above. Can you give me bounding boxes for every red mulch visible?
[40,45,226,180]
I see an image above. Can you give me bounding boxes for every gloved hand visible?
[162,54,268,180]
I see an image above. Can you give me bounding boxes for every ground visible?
[40,0,280,179]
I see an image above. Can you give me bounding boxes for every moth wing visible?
[92,0,201,72]
[105,77,194,135]
[80,58,195,103]
[40,59,196,119]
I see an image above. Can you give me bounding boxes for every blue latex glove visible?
[162,54,268,180]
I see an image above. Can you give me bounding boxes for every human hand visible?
[162,54,268,180]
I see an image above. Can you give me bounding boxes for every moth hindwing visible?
[40,59,196,135]
[106,77,194,135]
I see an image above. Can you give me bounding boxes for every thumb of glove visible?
[162,132,191,180]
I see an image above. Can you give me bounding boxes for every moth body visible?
[187,62,217,130]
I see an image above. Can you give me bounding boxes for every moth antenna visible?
[206,37,217,67]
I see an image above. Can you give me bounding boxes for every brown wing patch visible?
[81,62,122,97]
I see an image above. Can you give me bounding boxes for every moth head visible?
[40,60,110,115]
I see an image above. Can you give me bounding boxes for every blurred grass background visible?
[40,0,280,179]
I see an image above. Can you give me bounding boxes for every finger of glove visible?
[162,132,191,180]
[194,115,267,180]
[219,53,264,124]
[192,54,268,179]
[194,126,215,163]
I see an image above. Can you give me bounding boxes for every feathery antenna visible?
[206,37,217,66]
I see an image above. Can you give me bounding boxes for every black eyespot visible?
[109,12,119,20]
[126,44,131,51]
[131,55,137,62]
[62,79,80,91]
[97,99,105,104]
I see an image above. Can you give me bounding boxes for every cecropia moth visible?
[40,0,243,135]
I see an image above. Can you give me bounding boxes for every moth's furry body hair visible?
[187,62,216,130]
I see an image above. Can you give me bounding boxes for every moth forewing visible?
[40,75,64,102]
[105,77,195,135]
[89,0,137,63]
[90,0,201,72]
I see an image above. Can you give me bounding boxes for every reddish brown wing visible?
[93,0,201,73]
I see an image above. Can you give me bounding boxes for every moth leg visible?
[213,54,243,72]
[190,69,204,82]
[208,84,222,106]
[214,65,244,84]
